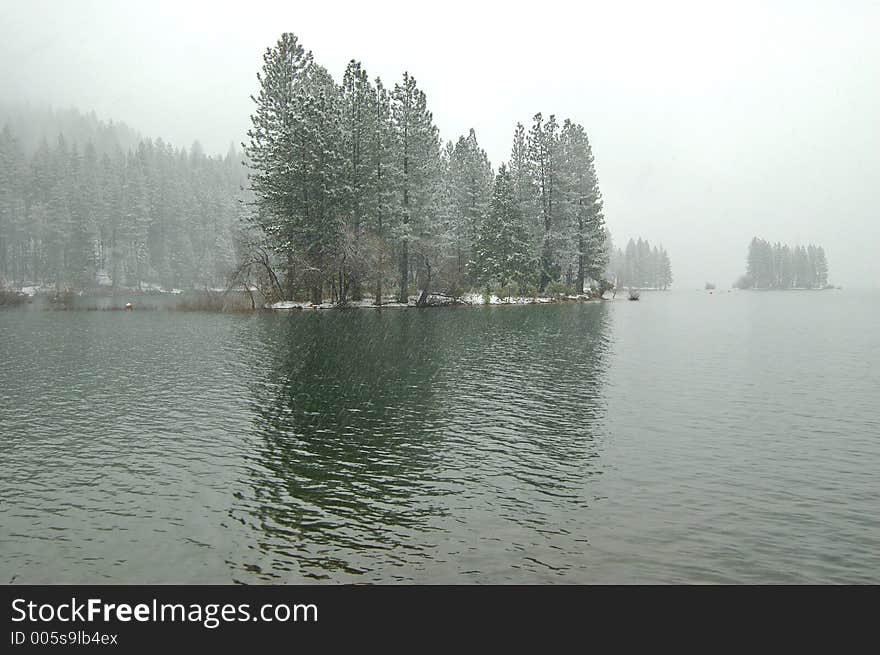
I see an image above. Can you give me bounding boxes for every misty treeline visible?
[736,237,830,289]
[241,33,608,305]
[0,108,245,290]
[0,105,143,157]
[608,238,672,290]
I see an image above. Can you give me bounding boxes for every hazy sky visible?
[1,0,878,288]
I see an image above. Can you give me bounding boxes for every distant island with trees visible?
[734,237,831,290]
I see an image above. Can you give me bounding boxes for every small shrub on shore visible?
[172,291,257,312]
[495,283,517,302]
[448,285,466,302]
[546,281,570,300]
[521,283,539,300]
[595,279,615,298]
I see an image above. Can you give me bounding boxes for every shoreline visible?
[268,292,610,311]
[1,287,614,312]
[708,286,840,292]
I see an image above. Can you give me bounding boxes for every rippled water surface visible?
[1,291,878,583]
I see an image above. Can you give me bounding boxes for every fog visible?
[2,0,877,288]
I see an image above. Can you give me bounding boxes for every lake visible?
[1,290,878,583]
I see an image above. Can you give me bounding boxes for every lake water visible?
[1,290,878,583]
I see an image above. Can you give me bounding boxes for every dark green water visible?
[1,291,878,583]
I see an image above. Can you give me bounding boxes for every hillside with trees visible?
[0,109,246,292]
[735,237,830,289]
[0,105,143,156]
[241,33,609,305]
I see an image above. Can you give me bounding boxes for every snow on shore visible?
[269,298,413,310]
[461,292,556,305]
[268,292,604,310]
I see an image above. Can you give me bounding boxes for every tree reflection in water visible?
[234,303,611,582]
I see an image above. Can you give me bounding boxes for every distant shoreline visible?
[735,286,840,291]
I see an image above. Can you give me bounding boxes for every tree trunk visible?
[338,268,348,305]
[539,238,551,292]
[576,253,585,294]
[398,239,408,304]
[374,250,383,306]
[416,256,432,307]
[350,275,361,301]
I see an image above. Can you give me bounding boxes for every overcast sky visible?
[1,0,878,288]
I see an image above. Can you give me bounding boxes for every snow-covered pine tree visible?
[121,151,150,289]
[340,60,377,301]
[448,128,492,284]
[508,122,536,245]
[559,120,606,293]
[0,125,28,285]
[527,113,562,291]
[43,135,74,290]
[433,140,458,291]
[472,164,533,292]
[369,77,398,304]
[391,72,440,303]
[816,246,829,287]
[245,33,315,300]
[298,64,345,304]
[661,247,673,289]
[66,141,100,288]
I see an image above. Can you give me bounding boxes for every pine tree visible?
[508,122,532,207]
[391,72,440,303]
[527,113,562,291]
[747,237,774,288]
[0,125,27,285]
[559,120,606,293]
[245,32,315,300]
[67,141,100,287]
[661,247,673,289]
[41,135,73,289]
[120,152,150,289]
[339,60,378,300]
[472,165,533,291]
[816,247,829,287]
[368,77,397,304]
[447,128,492,283]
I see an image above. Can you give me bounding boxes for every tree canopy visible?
[243,32,611,304]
